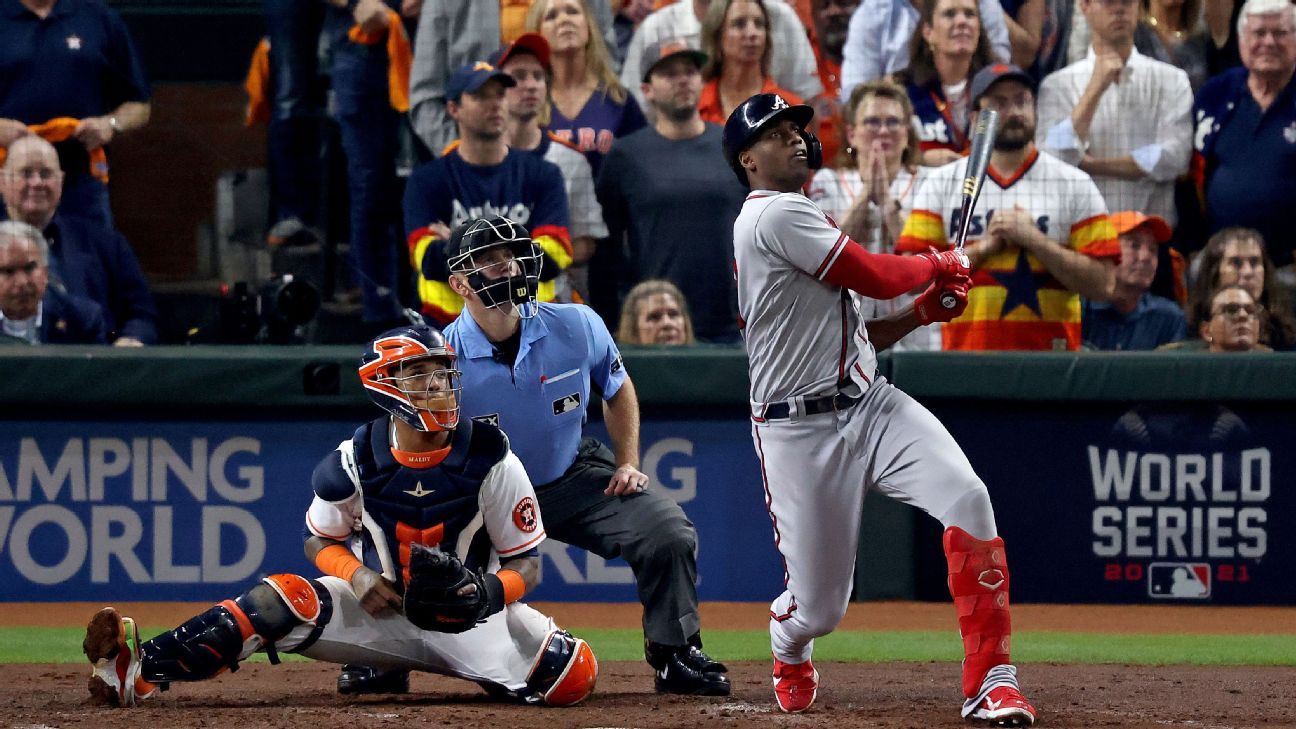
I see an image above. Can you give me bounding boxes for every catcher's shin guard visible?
[140,574,319,684]
[943,526,1012,698]
[526,630,598,707]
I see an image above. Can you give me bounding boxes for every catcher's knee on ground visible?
[524,630,598,707]
[140,574,325,683]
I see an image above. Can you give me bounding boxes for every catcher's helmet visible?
[447,215,542,319]
[359,325,462,432]
[722,93,822,187]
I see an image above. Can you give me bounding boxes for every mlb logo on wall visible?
[1148,563,1211,600]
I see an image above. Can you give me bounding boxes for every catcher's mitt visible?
[404,544,491,633]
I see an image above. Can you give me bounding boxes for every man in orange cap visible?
[1081,211,1186,350]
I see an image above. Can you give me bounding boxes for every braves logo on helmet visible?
[359,325,462,433]
[722,93,822,187]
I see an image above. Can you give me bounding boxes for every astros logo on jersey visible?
[513,497,539,532]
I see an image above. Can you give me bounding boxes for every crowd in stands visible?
[1,0,1294,352]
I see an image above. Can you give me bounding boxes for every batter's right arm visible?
[866,274,970,351]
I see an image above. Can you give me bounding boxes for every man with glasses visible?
[899,63,1120,350]
[1192,0,1296,264]
[1036,0,1192,228]
[0,136,156,345]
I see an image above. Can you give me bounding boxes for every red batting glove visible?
[917,248,971,279]
[914,274,970,325]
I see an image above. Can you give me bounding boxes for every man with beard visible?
[1081,211,1185,350]
[403,61,572,326]
[898,63,1119,351]
[596,40,746,341]
[807,0,860,166]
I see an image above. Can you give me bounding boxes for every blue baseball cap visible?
[970,63,1036,105]
[446,61,517,102]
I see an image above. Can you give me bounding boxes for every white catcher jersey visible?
[734,190,877,404]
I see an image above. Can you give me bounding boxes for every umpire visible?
[340,215,729,697]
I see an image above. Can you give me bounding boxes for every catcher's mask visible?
[448,216,542,319]
[359,325,462,433]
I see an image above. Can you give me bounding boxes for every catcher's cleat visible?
[83,607,155,707]
[963,664,1036,726]
[647,643,730,696]
[337,664,411,695]
[772,657,818,713]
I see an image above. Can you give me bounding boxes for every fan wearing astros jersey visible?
[898,64,1119,351]
[80,325,597,709]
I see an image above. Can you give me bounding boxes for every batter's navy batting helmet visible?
[722,93,822,187]
[447,215,542,319]
[359,325,462,433]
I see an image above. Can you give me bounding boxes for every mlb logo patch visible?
[552,392,581,416]
[1148,563,1211,599]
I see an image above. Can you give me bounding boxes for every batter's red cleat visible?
[83,607,155,707]
[963,665,1036,726]
[772,658,818,713]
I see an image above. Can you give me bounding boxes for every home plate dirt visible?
[2,602,1294,728]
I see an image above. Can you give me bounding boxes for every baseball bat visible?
[940,109,999,310]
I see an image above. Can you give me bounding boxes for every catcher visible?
[81,325,598,708]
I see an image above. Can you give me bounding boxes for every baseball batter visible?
[723,93,1036,725]
[81,325,597,709]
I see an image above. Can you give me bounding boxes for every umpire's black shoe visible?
[646,643,731,696]
[337,664,411,695]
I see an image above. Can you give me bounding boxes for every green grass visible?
[11,627,1296,666]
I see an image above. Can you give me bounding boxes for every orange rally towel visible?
[348,9,412,113]
[0,117,109,183]
[244,37,272,127]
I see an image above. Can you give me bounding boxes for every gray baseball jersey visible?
[734,191,878,405]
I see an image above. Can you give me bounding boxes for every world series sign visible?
[925,401,1293,604]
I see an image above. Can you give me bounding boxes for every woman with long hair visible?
[1190,228,1296,350]
[527,0,647,175]
[697,0,804,123]
[1193,284,1267,352]
[1141,0,1210,91]
[616,279,696,345]
[899,0,997,166]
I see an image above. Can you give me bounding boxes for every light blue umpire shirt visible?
[443,302,627,486]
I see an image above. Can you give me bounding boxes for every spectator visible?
[1194,283,1267,351]
[620,0,823,109]
[596,39,746,341]
[1082,211,1187,349]
[838,0,1010,99]
[1205,0,1247,75]
[616,279,696,343]
[899,0,998,166]
[698,0,806,122]
[1026,0,1079,79]
[0,221,105,345]
[497,32,607,300]
[898,63,1119,350]
[1036,0,1193,226]
[806,0,861,166]
[403,62,572,325]
[1002,0,1047,69]
[0,0,151,227]
[1191,226,1295,349]
[410,1,616,154]
[613,0,659,68]
[0,136,156,345]
[808,79,939,350]
[1192,0,1296,263]
[1143,0,1213,90]
[528,0,647,175]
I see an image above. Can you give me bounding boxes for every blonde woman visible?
[528,0,647,174]
[616,279,696,345]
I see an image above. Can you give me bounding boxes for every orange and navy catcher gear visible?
[447,216,543,319]
[359,325,462,433]
[722,93,823,188]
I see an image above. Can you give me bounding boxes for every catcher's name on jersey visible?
[898,149,1119,351]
